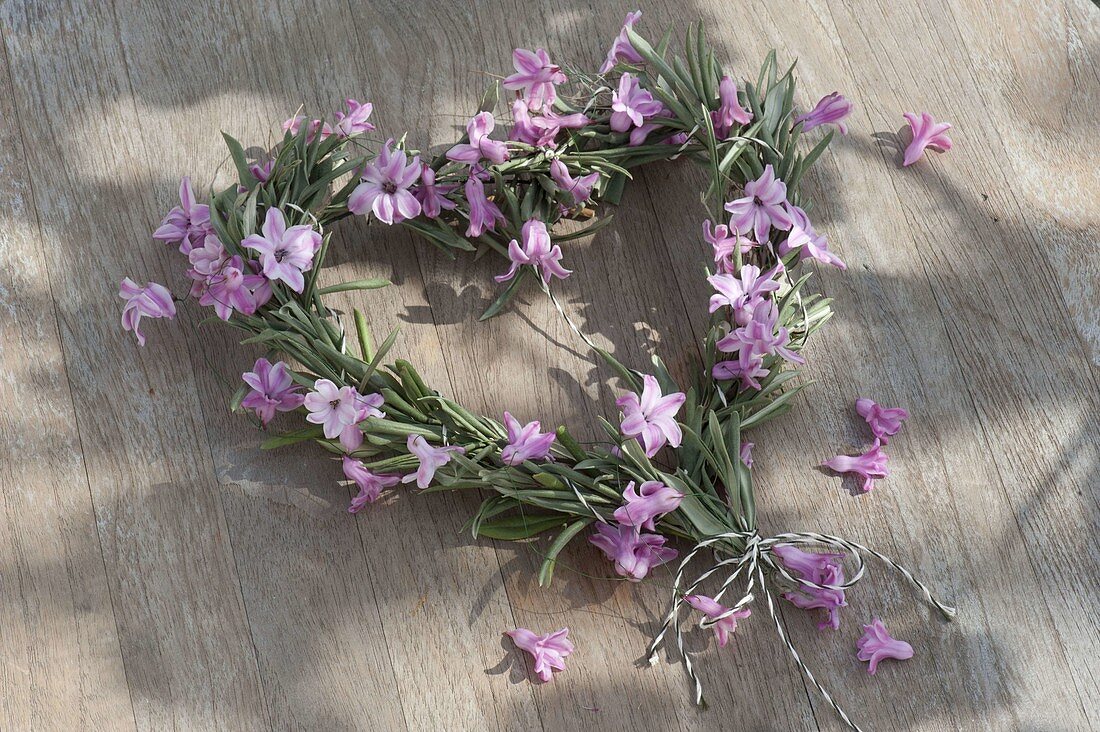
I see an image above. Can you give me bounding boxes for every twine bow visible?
[646,529,956,732]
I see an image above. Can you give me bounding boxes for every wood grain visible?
[0,0,1096,730]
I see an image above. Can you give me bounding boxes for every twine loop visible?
[646,528,956,731]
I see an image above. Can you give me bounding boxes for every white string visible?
[646,528,956,728]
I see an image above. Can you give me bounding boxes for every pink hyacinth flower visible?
[153,176,213,254]
[241,357,305,425]
[193,255,269,321]
[739,441,754,468]
[599,10,643,73]
[187,234,228,280]
[707,263,782,324]
[500,411,556,465]
[282,115,333,142]
[505,627,573,683]
[304,379,384,453]
[447,112,510,166]
[855,398,909,444]
[343,456,400,512]
[717,300,804,367]
[332,98,376,138]
[119,278,176,346]
[703,219,754,274]
[857,618,914,675]
[495,218,571,285]
[610,73,664,133]
[413,164,457,219]
[821,439,889,493]
[902,112,953,167]
[612,480,683,531]
[779,223,846,270]
[724,164,794,243]
[509,99,590,148]
[712,350,770,391]
[242,207,323,293]
[784,563,847,630]
[549,159,600,205]
[349,140,422,224]
[774,545,848,630]
[617,374,686,457]
[711,75,752,138]
[503,48,566,111]
[589,523,677,582]
[795,92,852,135]
[464,175,506,238]
[402,434,465,489]
[684,594,751,647]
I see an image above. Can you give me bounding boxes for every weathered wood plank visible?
[0,29,135,731]
[0,1,270,727]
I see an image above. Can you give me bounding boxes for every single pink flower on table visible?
[855,398,909,444]
[684,594,751,647]
[332,98,375,138]
[902,112,953,167]
[349,140,422,224]
[505,627,573,683]
[821,439,889,493]
[589,523,677,581]
[857,618,914,674]
[599,10,643,73]
[739,441,754,468]
[119,278,176,346]
[495,218,571,285]
[447,112,510,166]
[707,263,782,324]
[773,545,844,581]
[774,545,848,630]
[241,357,305,425]
[282,115,333,142]
[703,219,754,274]
[343,456,400,512]
[610,73,664,133]
[617,374,686,457]
[612,480,683,531]
[778,222,846,270]
[549,159,599,205]
[153,176,212,254]
[402,434,465,489]
[503,48,566,111]
[500,411,556,465]
[711,75,752,138]
[304,379,384,453]
[242,207,323,293]
[464,175,506,238]
[724,164,794,242]
[795,92,852,134]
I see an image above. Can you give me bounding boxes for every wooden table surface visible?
[1,0,1097,729]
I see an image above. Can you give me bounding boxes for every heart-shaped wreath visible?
[119,14,954,731]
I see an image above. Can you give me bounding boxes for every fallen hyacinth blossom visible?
[119,15,956,731]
